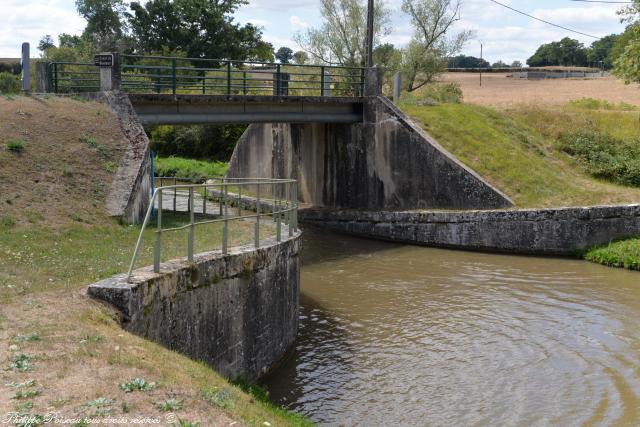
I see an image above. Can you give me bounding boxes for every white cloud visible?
[290,15,309,30]
[0,0,86,57]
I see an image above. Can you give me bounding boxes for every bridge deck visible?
[129,94,365,124]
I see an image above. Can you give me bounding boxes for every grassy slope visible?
[0,96,310,426]
[400,101,640,207]
[584,239,640,271]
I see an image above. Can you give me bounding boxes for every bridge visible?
[41,53,368,124]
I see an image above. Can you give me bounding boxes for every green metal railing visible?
[48,55,366,97]
[47,62,99,93]
[127,178,298,283]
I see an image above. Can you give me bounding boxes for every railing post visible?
[323,70,331,97]
[173,178,177,212]
[243,71,247,95]
[171,57,177,96]
[255,183,261,248]
[288,181,293,237]
[188,187,194,262]
[320,66,325,97]
[276,64,281,96]
[237,184,242,216]
[393,72,401,103]
[226,61,232,95]
[202,186,206,215]
[53,63,58,93]
[154,190,162,273]
[222,183,228,254]
[219,178,224,216]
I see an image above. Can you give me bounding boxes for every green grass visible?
[567,97,640,112]
[6,138,25,152]
[155,156,228,181]
[584,238,640,271]
[399,102,640,207]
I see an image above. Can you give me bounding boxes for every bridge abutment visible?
[227,96,513,210]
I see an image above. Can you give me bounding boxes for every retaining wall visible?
[227,96,513,211]
[88,232,301,381]
[88,91,151,224]
[300,205,640,255]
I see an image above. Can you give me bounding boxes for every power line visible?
[488,0,602,39]
[569,0,632,3]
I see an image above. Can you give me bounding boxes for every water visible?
[263,227,640,426]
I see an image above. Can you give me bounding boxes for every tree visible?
[38,35,56,52]
[401,0,472,91]
[587,34,618,69]
[491,60,509,68]
[75,0,127,51]
[294,0,391,67]
[511,60,522,68]
[292,50,309,65]
[448,55,489,68]
[127,0,274,61]
[614,1,640,83]
[527,37,588,67]
[275,47,294,64]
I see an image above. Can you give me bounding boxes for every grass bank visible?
[399,99,640,207]
[0,95,311,426]
[584,238,640,271]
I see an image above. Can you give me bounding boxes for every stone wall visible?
[227,96,513,210]
[88,232,301,381]
[300,205,640,255]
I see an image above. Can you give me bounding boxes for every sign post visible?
[95,52,120,91]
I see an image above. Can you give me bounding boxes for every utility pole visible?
[479,42,483,87]
[365,0,374,68]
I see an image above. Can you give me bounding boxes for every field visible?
[441,72,640,107]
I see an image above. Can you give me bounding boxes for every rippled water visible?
[263,227,640,426]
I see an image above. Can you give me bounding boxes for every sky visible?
[0,0,629,63]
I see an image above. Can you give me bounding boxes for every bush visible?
[6,139,25,152]
[0,72,20,94]
[401,82,463,105]
[558,131,640,186]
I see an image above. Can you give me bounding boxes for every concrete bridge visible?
[39,52,514,220]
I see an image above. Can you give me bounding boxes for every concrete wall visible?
[300,205,640,255]
[227,96,513,210]
[89,91,151,224]
[88,232,301,381]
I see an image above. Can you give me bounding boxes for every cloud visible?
[290,15,309,30]
[0,0,86,57]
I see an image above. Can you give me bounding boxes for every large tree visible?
[127,0,273,61]
[294,0,391,67]
[527,37,588,67]
[587,34,618,69]
[401,0,471,92]
[76,0,128,51]
[614,1,640,83]
[448,55,489,68]
[275,47,294,64]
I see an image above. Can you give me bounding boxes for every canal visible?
[263,227,640,426]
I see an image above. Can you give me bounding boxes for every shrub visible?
[6,139,25,152]
[401,82,463,105]
[119,377,155,392]
[558,131,640,187]
[0,72,20,94]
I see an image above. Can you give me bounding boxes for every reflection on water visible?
[263,227,640,426]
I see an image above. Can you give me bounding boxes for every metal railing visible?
[121,55,365,97]
[48,62,99,93]
[126,178,298,282]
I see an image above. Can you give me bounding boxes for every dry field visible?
[442,72,640,107]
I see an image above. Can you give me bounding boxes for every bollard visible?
[21,43,30,94]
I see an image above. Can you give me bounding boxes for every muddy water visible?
[263,227,640,426]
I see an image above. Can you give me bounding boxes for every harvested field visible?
[441,72,640,107]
